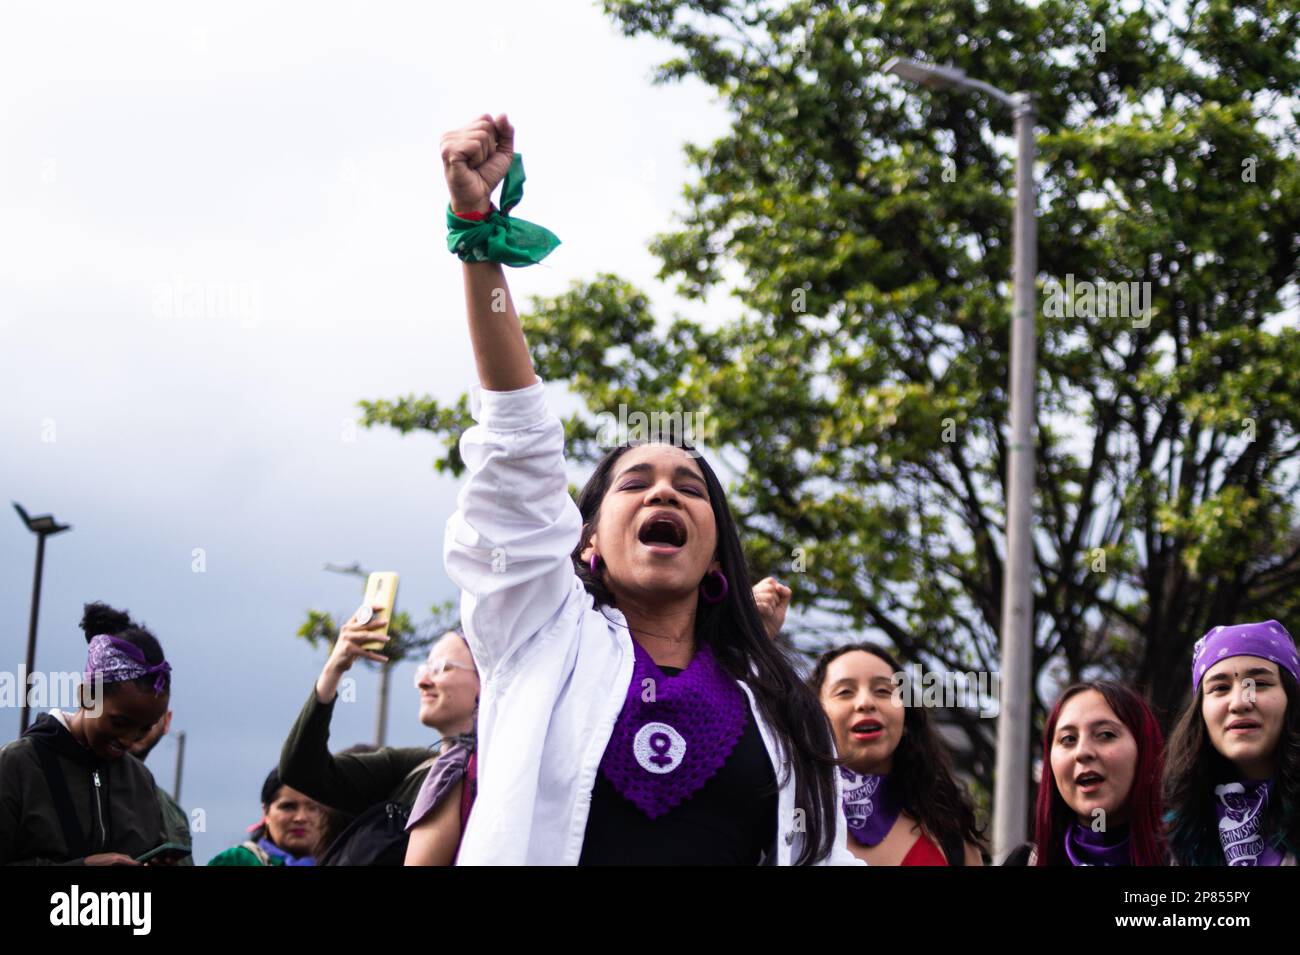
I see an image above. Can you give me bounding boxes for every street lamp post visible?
[13,503,72,736]
[883,59,1039,862]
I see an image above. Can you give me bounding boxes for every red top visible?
[900,832,949,866]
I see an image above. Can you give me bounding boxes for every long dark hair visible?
[572,441,839,864]
[1032,681,1167,866]
[79,601,170,697]
[808,643,985,862]
[1164,667,1300,865]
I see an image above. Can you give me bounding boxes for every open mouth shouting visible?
[1075,771,1106,794]
[638,510,688,554]
[850,719,884,742]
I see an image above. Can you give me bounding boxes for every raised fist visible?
[753,576,792,639]
[440,113,515,216]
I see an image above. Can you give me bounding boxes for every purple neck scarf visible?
[1064,822,1132,866]
[256,837,315,867]
[85,634,171,695]
[840,769,903,847]
[598,639,747,819]
[1215,780,1285,866]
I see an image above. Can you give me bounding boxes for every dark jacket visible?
[1001,842,1035,866]
[279,687,434,815]
[155,785,194,865]
[0,713,167,865]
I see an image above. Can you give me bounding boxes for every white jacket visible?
[444,378,858,865]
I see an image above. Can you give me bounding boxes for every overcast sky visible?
[0,0,731,863]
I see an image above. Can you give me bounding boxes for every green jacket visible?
[279,687,434,815]
[0,712,168,865]
[207,842,284,866]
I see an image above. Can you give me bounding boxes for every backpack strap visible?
[240,840,272,866]
[30,737,89,859]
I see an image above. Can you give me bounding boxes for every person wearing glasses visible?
[278,609,479,865]
[404,631,480,865]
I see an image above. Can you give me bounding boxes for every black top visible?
[1001,842,1034,866]
[578,666,779,865]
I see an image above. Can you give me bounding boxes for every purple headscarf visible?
[85,633,172,695]
[1191,620,1299,691]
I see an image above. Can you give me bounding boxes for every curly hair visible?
[79,601,170,697]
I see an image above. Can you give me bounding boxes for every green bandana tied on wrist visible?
[446,153,560,266]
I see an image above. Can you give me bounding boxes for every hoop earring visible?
[700,569,729,604]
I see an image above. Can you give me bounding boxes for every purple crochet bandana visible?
[840,769,903,847]
[1063,822,1132,866]
[598,640,747,819]
[85,634,171,695]
[1191,620,1300,690]
[1214,780,1285,866]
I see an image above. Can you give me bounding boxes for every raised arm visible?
[439,113,584,679]
[441,114,535,392]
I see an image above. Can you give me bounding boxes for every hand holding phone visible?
[358,572,399,652]
[135,843,192,865]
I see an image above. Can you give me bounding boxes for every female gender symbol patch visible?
[632,721,686,774]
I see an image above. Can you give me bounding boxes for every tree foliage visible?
[365,0,1300,790]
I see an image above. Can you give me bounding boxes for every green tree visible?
[362,0,1300,793]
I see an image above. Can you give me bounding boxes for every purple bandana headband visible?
[1191,620,1299,690]
[85,634,172,695]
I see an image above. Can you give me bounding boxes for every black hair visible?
[571,441,840,864]
[79,601,171,697]
[260,768,285,808]
[808,642,987,863]
[1164,666,1300,865]
[247,768,285,844]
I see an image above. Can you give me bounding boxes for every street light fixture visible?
[882,57,1039,863]
[13,502,72,736]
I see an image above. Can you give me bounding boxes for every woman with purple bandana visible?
[438,112,854,864]
[0,602,174,865]
[404,631,480,866]
[207,769,328,866]
[810,644,985,865]
[1165,620,1300,865]
[1006,681,1169,866]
